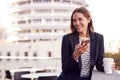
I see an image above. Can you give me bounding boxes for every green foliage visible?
[105,53,120,70]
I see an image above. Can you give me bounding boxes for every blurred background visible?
[0,0,120,80]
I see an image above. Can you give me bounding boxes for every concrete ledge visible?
[92,70,120,80]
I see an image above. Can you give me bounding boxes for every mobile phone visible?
[81,39,90,46]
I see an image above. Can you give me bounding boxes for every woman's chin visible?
[77,30,83,33]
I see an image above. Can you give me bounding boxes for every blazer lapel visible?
[72,33,82,67]
[73,33,79,46]
[90,32,96,66]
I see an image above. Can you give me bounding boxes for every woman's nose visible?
[76,20,80,26]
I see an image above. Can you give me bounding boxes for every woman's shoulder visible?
[63,33,79,40]
[93,32,104,40]
[63,33,75,38]
[93,32,104,37]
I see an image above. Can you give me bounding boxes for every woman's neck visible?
[78,29,89,38]
[79,32,89,38]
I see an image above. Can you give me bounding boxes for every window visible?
[33,52,37,61]
[54,9,69,13]
[7,52,10,56]
[63,0,71,3]
[17,0,31,5]
[24,52,28,56]
[7,52,11,61]
[33,52,37,57]
[17,10,30,15]
[54,0,60,2]
[33,19,41,22]
[35,9,51,13]
[48,51,52,57]
[18,30,31,33]
[24,52,28,61]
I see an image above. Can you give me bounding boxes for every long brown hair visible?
[70,7,94,34]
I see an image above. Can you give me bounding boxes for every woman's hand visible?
[73,40,90,62]
[112,62,116,71]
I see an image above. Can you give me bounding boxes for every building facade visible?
[0,0,87,79]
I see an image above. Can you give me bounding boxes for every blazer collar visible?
[72,32,95,45]
[73,33,79,46]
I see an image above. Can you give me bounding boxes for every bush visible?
[105,53,120,70]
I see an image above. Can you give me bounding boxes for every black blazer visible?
[57,32,104,80]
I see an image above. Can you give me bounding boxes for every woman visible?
[57,7,115,80]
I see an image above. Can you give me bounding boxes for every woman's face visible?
[73,12,90,34]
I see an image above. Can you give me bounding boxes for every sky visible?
[87,0,120,41]
[86,0,120,52]
[0,0,120,52]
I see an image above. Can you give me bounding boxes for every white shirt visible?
[79,37,90,77]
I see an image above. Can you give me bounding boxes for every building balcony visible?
[11,2,83,10]
[13,22,70,30]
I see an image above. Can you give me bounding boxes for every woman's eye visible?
[79,18,82,21]
[73,19,76,22]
